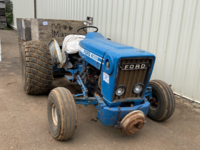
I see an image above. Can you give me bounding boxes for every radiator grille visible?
[114,58,153,101]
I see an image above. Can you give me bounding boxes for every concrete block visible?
[17,18,32,41]
[31,18,86,45]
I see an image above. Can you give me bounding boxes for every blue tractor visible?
[22,26,175,140]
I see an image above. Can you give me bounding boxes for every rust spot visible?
[54,50,57,56]
[94,92,100,97]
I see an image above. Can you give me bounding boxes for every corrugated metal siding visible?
[12,0,200,102]
[10,0,34,28]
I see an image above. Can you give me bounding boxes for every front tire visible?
[47,87,77,141]
[147,80,175,121]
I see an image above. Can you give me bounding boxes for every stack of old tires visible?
[0,0,6,29]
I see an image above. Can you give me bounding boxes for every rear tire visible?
[147,80,175,121]
[22,41,53,94]
[47,87,77,141]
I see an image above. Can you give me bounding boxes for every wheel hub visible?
[120,110,145,135]
[149,96,159,110]
[51,104,58,126]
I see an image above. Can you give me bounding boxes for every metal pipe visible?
[34,0,37,18]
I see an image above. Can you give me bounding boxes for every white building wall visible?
[11,0,200,102]
[10,0,34,28]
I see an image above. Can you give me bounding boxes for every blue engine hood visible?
[79,32,155,59]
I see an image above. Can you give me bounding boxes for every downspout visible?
[34,0,37,18]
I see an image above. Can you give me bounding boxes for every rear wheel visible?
[147,80,175,121]
[47,87,77,141]
[21,41,53,94]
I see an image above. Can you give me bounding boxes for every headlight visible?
[133,83,143,94]
[115,85,126,96]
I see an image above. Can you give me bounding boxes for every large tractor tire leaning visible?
[22,41,53,94]
[47,87,77,141]
[147,80,175,121]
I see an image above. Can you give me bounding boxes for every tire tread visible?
[148,80,175,121]
[22,41,53,95]
[48,87,77,141]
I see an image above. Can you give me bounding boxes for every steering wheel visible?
[77,26,98,34]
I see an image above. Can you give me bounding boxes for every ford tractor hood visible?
[79,32,155,59]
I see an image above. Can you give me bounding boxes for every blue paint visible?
[95,94,150,126]
[79,32,132,58]
[76,75,88,97]
[64,69,79,81]
[74,97,98,106]
[79,47,102,69]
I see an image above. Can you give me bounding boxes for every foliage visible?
[5,1,13,24]
[4,27,12,30]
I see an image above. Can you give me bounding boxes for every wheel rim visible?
[51,104,58,126]
[150,93,159,110]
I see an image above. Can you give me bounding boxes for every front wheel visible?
[47,87,77,141]
[147,80,175,121]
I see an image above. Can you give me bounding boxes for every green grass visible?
[4,27,13,30]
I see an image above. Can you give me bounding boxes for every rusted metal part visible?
[94,91,103,98]
[98,74,101,89]
[149,97,158,109]
[149,97,157,104]
[94,92,100,97]
[114,107,122,129]
[87,74,96,84]
[120,110,145,135]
